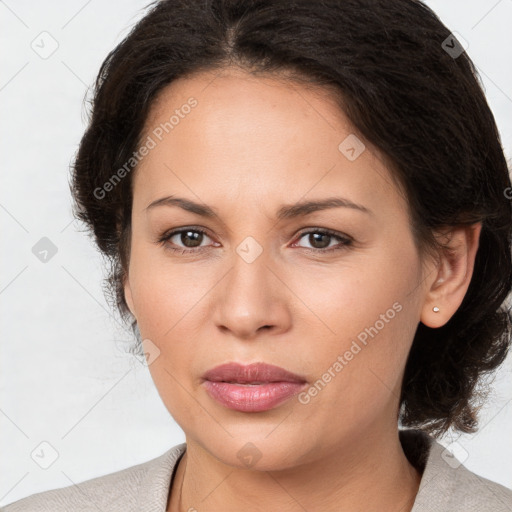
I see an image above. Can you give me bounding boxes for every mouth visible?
[201,362,307,412]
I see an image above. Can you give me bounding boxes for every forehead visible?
[133,68,403,219]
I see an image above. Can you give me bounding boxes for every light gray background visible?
[1,0,511,506]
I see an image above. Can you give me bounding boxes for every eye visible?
[157,227,216,254]
[292,228,353,253]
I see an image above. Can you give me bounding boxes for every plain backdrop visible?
[1,0,511,506]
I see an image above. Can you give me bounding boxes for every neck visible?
[168,427,422,512]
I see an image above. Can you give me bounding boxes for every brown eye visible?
[294,229,352,253]
[174,230,205,248]
[307,232,331,249]
[157,227,215,253]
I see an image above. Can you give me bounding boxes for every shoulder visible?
[400,429,512,512]
[1,443,186,512]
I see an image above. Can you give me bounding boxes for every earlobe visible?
[420,222,482,328]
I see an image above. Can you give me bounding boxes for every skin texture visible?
[123,67,481,512]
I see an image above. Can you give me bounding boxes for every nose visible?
[212,248,292,340]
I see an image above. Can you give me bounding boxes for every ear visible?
[123,273,137,319]
[420,222,482,328]
[118,220,136,319]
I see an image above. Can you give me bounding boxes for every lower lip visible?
[203,381,306,412]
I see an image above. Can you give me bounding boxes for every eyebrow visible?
[145,195,373,219]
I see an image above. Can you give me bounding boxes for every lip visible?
[202,362,307,412]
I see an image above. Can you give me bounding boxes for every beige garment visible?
[2,429,512,511]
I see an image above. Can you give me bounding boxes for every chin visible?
[194,426,316,472]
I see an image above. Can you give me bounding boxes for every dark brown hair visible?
[70,0,512,436]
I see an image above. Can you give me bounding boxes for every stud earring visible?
[432,306,440,313]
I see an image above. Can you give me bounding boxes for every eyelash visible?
[156,226,353,255]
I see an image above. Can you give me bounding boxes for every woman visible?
[3,0,511,510]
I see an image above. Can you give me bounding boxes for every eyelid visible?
[293,227,352,241]
[157,225,216,246]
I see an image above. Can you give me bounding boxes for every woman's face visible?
[124,67,433,469]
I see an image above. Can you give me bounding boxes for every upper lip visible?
[202,362,307,384]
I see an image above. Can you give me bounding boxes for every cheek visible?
[127,242,214,392]
[128,251,209,424]
[297,304,415,441]
[128,240,212,337]
[295,253,420,412]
